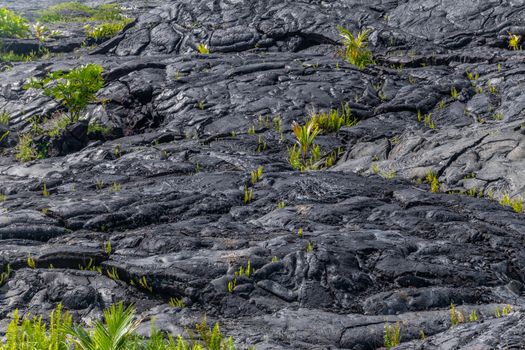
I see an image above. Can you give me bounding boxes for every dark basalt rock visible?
[47,120,89,157]
[1,0,525,349]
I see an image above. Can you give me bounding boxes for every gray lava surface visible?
[1,0,525,349]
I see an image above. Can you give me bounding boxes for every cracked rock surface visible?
[1,0,525,349]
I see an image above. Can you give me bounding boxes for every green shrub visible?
[336,25,374,69]
[25,63,104,122]
[0,8,30,38]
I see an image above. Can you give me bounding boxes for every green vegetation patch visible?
[37,2,128,23]
[16,64,105,162]
[25,63,104,122]
[0,51,30,62]
[0,302,250,350]
[85,19,133,40]
[0,8,30,38]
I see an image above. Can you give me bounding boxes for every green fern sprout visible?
[500,194,524,213]
[451,87,459,100]
[104,241,112,255]
[0,264,12,286]
[469,310,478,322]
[309,103,357,133]
[68,302,140,350]
[244,186,253,204]
[3,304,72,350]
[234,260,252,278]
[197,43,209,54]
[306,242,314,253]
[257,135,267,152]
[251,166,263,184]
[0,111,10,125]
[106,267,120,281]
[227,277,236,293]
[384,322,401,349]
[292,119,320,160]
[450,303,465,326]
[85,20,132,41]
[27,255,37,269]
[508,32,521,50]
[372,163,380,175]
[112,182,121,193]
[79,258,102,273]
[168,297,185,308]
[288,145,302,170]
[273,115,282,133]
[425,171,440,193]
[466,70,479,82]
[137,276,153,292]
[502,304,512,316]
[42,183,50,197]
[336,25,374,69]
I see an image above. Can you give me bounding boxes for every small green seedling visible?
[27,255,36,269]
[197,43,209,54]
[168,297,185,308]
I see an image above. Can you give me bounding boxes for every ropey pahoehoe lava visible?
[0,1,525,349]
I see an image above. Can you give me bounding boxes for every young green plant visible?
[336,26,374,69]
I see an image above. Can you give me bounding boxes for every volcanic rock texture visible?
[1,0,525,349]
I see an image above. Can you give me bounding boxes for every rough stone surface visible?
[1,0,525,349]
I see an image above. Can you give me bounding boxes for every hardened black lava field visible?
[1,1,525,349]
